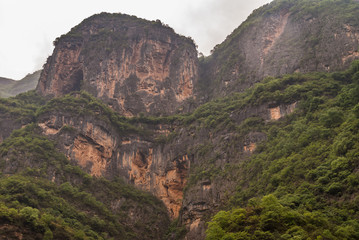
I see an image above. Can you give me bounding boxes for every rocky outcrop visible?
[200,0,359,99]
[37,13,198,116]
[37,110,189,219]
[178,101,297,238]
[269,102,297,121]
[28,1,359,239]
[36,92,298,236]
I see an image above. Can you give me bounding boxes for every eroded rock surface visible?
[37,13,198,116]
[37,112,188,219]
[200,1,359,99]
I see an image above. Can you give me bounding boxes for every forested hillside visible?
[205,61,359,239]
[1,60,359,239]
[1,0,359,239]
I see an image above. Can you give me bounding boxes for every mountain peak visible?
[37,12,198,116]
[200,0,359,99]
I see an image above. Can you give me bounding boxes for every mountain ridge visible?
[37,12,198,117]
[1,0,359,239]
[199,0,359,100]
[0,70,41,98]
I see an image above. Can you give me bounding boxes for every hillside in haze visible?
[1,0,359,239]
[0,70,41,98]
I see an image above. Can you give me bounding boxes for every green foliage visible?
[0,125,169,239]
[165,218,187,240]
[319,108,344,128]
[207,195,359,240]
[205,60,359,239]
[0,90,45,123]
[37,91,144,134]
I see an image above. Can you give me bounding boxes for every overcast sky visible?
[0,0,272,80]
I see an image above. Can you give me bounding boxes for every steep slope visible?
[0,77,16,98]
[10,71,42,96]
[37,13,198,116]
[31,61,359,239]
[199,0,359,99]
[2,1,359,239]
[36,92,189,219]
[0,91,45,144]
[3,63,359,239]
[0,125,170,239]
[0,71,41,98]
[204,62,359,240]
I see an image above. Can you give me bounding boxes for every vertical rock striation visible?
[37,13,198,116]
[200,0,359,99]
[37,110,189,219]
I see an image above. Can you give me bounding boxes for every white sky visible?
[0,0,272,80]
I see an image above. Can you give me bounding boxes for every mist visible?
[175,0,272,55]
[0,0,272,80]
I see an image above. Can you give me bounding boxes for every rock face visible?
[178,102,296,238]
[27,1,359,239]
[37,104,189,219]
[36,92,297,237]
[37,13,198,116]
[200,0,359,99]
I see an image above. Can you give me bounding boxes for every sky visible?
[0,0,272,80]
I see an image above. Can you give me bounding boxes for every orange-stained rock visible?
[243,143,257,153]
[269,102,297,121]
[121,148,188,219]
[37,13,198,116]
[38,114,188,219]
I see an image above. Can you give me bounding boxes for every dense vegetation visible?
[2,1,359,239]
[205,61,359,239]
[0,90,46,125]
[2,61,359,239]
[0,125,169,239]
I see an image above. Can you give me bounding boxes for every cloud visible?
[33,36,54,72]
[174,0,272,55]
[0,0,272,79]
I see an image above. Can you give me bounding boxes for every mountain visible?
[1,0,359,239]
[0,77,15,98]
[37,13,198,116]
[0,71,41,98]
[199,0,359,100]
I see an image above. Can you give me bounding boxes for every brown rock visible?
[37,13,198,116]
[199,1,359,100]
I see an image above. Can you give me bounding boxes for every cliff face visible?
[7,1,358,239]
[200,0,359,99]
[37,13,198,116]
[0,124,170,240]
[178,102,297,239]
[34,92,298,238]
[37,95,189,219]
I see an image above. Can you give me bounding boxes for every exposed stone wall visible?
[37,13,198,116]
[37,113,189,219]
[201,3,359,99]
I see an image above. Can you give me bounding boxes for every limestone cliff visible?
[199,0,359,99]
[37,13,198,116]
[37,93,189,219]
[17,1,359,239]
[35,92,298,238]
